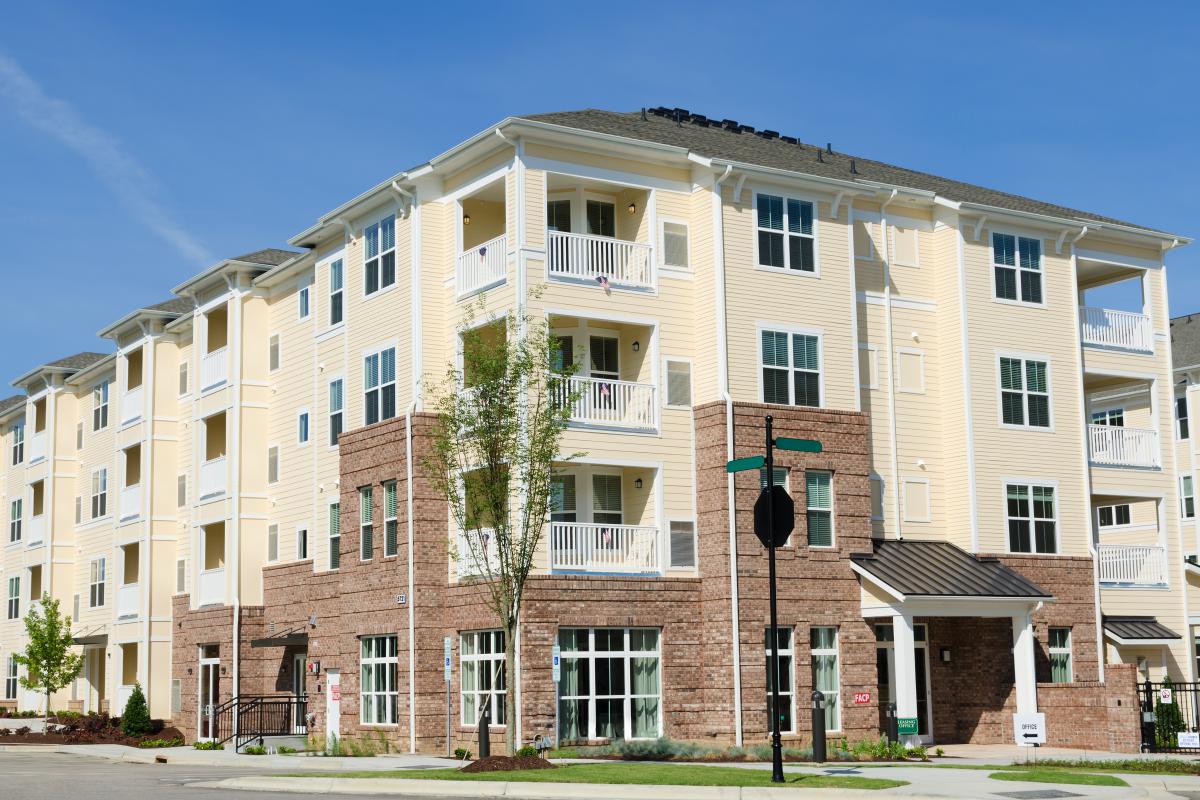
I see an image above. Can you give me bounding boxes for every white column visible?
[892,613,919,745]
[1011,612,1038,715]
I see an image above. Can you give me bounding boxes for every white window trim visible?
[990,230,1046,308]
[1176,393,1189,441]
[361,213,398,299]
[662,356,693,409]
[894,347,926,394]
[89,557,106,608]
[810,626,842,733]
[267,524,279,564]
[805,470,835,549]
[362,342,399,427]
[296,524,309,561]
[297,409,310,447]
[890,224,921,268]
[666,517,698,570]
[269,333,281,373]
[756,322,825,409]
[383,482,399,558]
[752,190,821,278]
[657,216,690,273]
[1048,627,1073,683]
[320,250,346,334]
[1181,475,1195,520]
[327,499,341,572]
[1003,478,1060,555]
[267,444,280,485]
[459,629,507,727]
[557,627,663,740]
[92,381,110,431]
[901,476,931,523]
[869,474,885,522]
[1096,503,1133,530]
[360,486,374,561]
[766,626,796,735]
[359,634,399,726]
[995,351,1055,432]
[91,466,109,521]
[327,375,345,450]
[298,284,311,320]
[858,343,879,390]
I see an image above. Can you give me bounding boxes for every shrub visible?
[454,747,471,760]
[1156,678,1186,751]
[138,737,184,748]
[120,684,152,737]
[935,747,945,757]
[515,745,537,758]
[243,745,267,755]
[277,746,298,754]
[193,740,224,750]
[906,745,928,761]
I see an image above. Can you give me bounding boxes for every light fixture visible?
[634,478,643,489]
[627,202,637,215]
[463,214,471,225]
[632,341,640,352]
[940,647,951,663]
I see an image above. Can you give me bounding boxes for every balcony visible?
[456,233,507,298]
[551,375,658,432]
[120,386,144,424]
[117,583,140,619]
[119,484,142,522]
[27,515,45,546]
[197,568,225,606]
[1098,544,1168,587]
[456,529,500,579]
[1087,425,1160,469]
[28,430,46,463]
[199,456,226,499]
[201,347,228,391]
[547,231,653,290]
[1080,307,1153,354]
[549,522,661,574]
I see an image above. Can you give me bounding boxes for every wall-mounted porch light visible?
[634,478,643,489]
[632,341,640,352]
[463,214,471,225]
[627,202,637,215]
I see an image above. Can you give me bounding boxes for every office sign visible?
[1013,712,1046,745]
[897,717,919,735]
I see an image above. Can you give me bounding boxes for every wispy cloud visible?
[0,51,211,266]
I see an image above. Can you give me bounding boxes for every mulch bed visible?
[0,715,183,746]
[461,755,557,773]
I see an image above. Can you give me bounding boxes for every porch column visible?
[892,613,919,745]
[1011,612,1038,715]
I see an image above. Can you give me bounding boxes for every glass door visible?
[874,624,934,743]
[292,653,307,733]
[197,647,220,741]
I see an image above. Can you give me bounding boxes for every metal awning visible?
[250,631,309,649]
[1104,616,1181,646]
[73,631,108,646]
[851,539,1054,601]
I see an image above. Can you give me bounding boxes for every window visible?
[76,422,83,450]
[329,378,344,446]
[806,471,833,547]
[460,630,506,726]
[177,474,187,507]
[760,466,789,491]
[329,258,344,325]
[550,475,577,522]
[269,334,280,372]
[869,476,884,521]
[896,349,925,394]
[267,524,279,562]
[756,193,815,273]
[1000,357,1050,427]
[4,656,16,700]
[665,360,692,408]
[92,381,110,430]
[176,559,186,594]
[1097,504,1131,528]
[811,627,841,731]
[592,474,622,524]
[992,232,1042,303]
[75,496,81,525]
[660,220,689,269]
[765,627,795,733]
[586,200,615,236]
[179,362,188,396]
[6,577,18,620]
[297,527,308,560]
[1178,395,1190,440]
[329,502,341,570]
[1048,628,1072,683]
[10,422,24,465]
[298,411,310,445]
[384,482,398,557]
[9,499,21,543]
[761,329,820,407]
[1091,408,1124,427]
[668,520,696,568]
[89,558,106,608]
[268,446,279,484]
[298,285,310,319]
[360,487,374,560]
[1182,476,1195,519]
[902,477,931,523]
[364,347,397,425]
[1007,484,1057,553]
[546,199,571,232]
[359,634,398,724]
[91,468,108,519]
[558,628,661,741]
[363,215,396,296]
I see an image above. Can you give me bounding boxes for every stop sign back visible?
[753,485,794,548]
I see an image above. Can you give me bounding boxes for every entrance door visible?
[197,647,220,741]
[325,669,341,746]
[85,648,106,714]
[875,624,934,743]
[292,653,307,734]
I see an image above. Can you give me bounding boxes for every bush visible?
[120,684,152,737]
[454,747,472,760]
[277,746,298,754]
[935,747,945,757]
[849,736,909,761]
[906,745,929,761]
[193,740,224,750]
[243,745,267,755]
[1156,678,1186,751]
[515,745,538,758]
[138,737,184,748]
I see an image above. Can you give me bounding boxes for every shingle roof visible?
[0,395,24,416]
[521,108,1166,234]
[144,298,193,314]
[44,352,108,371]
[1171,313,1200,370]
[851,539,1053,599]
[1104,616,1180,641]
[232,248,300,267]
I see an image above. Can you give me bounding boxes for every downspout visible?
[405,184,422,754]
[879,190,902,538]
[229,279,244,723]
[712,163,743,745]
[951,208,981,552]
[141,331,156,709]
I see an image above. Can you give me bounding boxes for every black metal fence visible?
[212,695,308,748]
[1139,680,1200,753]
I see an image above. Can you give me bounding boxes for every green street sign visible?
[897,717,919,736]
[726,455,765,473]
[775,437,822,453]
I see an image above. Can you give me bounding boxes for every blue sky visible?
[1,1,1197,386]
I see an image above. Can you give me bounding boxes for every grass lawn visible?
[989,769,1128,787]
[932,759,1200,776]
[281,763,906,790]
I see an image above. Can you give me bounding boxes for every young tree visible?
[426,296,580,752]
[120,682,152,736]
[14,593,84,731]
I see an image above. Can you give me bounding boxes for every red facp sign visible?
[330,685,341,701]
[853,692,872,705]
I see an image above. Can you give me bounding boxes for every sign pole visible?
[765,415,784,783]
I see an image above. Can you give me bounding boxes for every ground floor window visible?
[1048,627,1072,683]
[3,656,16,700]
[559,627,661,741]
[359,635,398,725]
[460,630,506,726]
[811,627,841,732]
[765,627,795,734]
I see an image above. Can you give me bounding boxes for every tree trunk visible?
[44,689,50,735]
[504,618,517,753]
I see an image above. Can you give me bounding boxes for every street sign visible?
[897,717,919,736]
[1013,712,1045,746]
[552,644,561,682]
[726,455,765,473]
[443,636,452,680]
[754,485,794,548]
[775,437,823,453]
[853,692,872,705]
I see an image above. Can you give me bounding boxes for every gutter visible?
[229,278,244,729]
[141,333,156,709]
[405,400,417,754]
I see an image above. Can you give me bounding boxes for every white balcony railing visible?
[27,515,45,546]
[1098,544,1168,586]
[456,234,507,298]
[550,522,662,574]
[117,583,140,619]
[550,375,658,431]
[197,567,225,606]
[456,529,500,579]
[547,231,654,289]
[121,385,144,424]
[199,456,226,499]
[1087,424,1160,469]
[120,483,142,522]
[28,430,46,463]
[1080,307,1153,353]
[201,347,228,390]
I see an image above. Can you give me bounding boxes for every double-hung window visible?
[359,487,374,560]
[1097,504,1131,528]
[9,499,21,543]
[384,482,399,557]
[328,502,341,570]
[91,467,108,519]
[660,220,689,269]
[805,471,833,547]
[364,347,396,425]
[761,330,820,407]
[811,627,841,732]
[1048,627,1072,683]
[359,634,398,724]
[89,558,106,608]
[6,576,18,620]
[267,446,279,484]
[93,382,110,431]
[558,628,661,741]
[329,378,344,446]
[1007,483,1057,553]
[3,656,16,700]
[10,422,23,465]
[1178,395,1190,440]
[993,233,1042,303]
[1182,476,1196,519]
[329,258,344,326]
[363,215,396,296]
[460,630,506,726]
[756,193,815,273]
[298,285,310,320]
[298,411,309,445]
[1000,357,1050,428]
[297,528,308,560]
[764,627,795,734]
[1091,408,1124,427]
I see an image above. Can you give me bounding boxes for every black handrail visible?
[211,695,308,748]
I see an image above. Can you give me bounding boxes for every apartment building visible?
[1,106,1191,754]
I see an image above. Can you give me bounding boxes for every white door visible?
[197,655,220,741]
[292,654,307,734]
[325,669,340,745]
